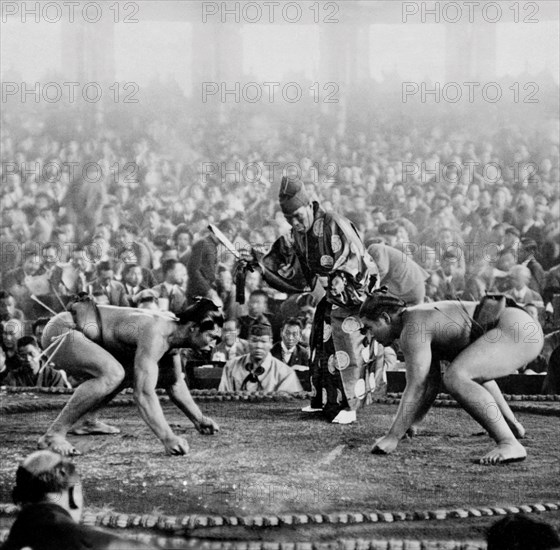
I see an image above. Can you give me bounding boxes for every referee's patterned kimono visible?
[262,202,378,420]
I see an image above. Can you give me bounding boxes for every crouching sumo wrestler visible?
[359,291,543,464]
[38,297,222,456]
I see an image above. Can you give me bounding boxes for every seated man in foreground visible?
[39,298,222,456]
[219,316,303,393]
[359,291,543,464]
[1,450,153,550]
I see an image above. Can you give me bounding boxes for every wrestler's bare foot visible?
[371,434,399,454]
[479,440,526,465]
[69,419,121,436]
[38,433,81,456]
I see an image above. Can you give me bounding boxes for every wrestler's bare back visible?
[400,301,476,356]
[53,306,178,358]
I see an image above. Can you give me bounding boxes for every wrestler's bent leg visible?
[482,380,525,439]
[38,328,125,455]
[442,308,542,464]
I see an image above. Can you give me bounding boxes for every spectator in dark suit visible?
[543,263,560,307]
[121,264,148,306]
[211,318,249,362]
[88,261,129,307]
[516,204,544,253]
[173,223,192,267]
[271,317,310,391]
[435,250,466,299]
[505,265,544,306]
[151,259,187,315]
[238,290,272,340]
[1,318,24,373]
[3,250,46,319]
[187,219,235,305]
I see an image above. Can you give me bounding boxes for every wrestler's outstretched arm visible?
[134,343,190,456]
[372,338,434,454]
[165,354,219,435]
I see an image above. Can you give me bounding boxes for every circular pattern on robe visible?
[335,351,350,370]
[361,346,370,363]
[313,219,324,237]
[369,372,376,391]
[342,316,361,334]
[331,235,342,253]
[327,354,337,374]
[323,322,332,342]
[354,379,366,400]
[320,255,334,268]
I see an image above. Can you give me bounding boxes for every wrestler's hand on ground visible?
[371,434,399,455]
[194,415,220,435]
[163,435,190,456]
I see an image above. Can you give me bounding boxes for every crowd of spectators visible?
[1,84,559,390]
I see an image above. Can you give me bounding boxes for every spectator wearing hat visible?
[243,176,377,423]
[219,315,303,393]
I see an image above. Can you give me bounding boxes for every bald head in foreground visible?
[1,450,154,550]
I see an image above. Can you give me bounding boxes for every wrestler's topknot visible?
[359,287,407,320]
[177,298,224,328]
